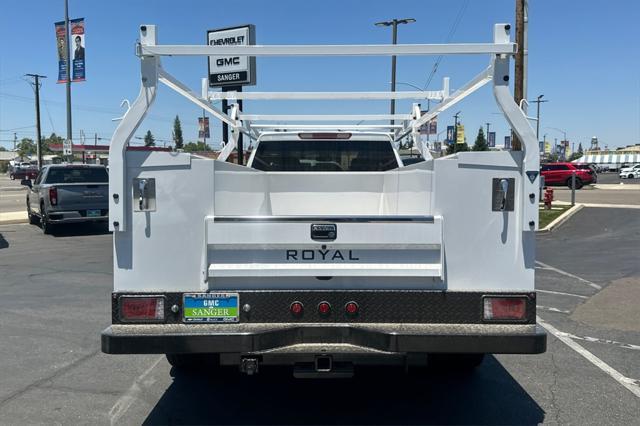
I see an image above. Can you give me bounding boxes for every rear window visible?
[251,140,398,172]
[45,167,108,184]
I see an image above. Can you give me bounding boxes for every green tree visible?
[472,127,489,151]
[445,140,470,155]
[172,115,184,149]
[16,138,36,158]
[183,141,211,152]
[0,146,6,151]
[144,130,155,147]
[43,132,63,154]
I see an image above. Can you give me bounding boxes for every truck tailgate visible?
[54,183,109,210]
[206,216,442,278]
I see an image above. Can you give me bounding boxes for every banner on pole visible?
[55,21,67,83]
[446,125,454,144]
[419,117,437,135]
[198,117,210,139]
[456,124,465,144]
[70,18,85,82]
[488,131,496,147]
[504,135,511,149]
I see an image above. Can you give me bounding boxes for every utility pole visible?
[532,94,548,140]
[453,111,461,146]
[512,0,527,151]
[64,0,73,158]
[375,18,416,129]
[486,122,491,139]
[13,133,17,150]
[202,108,207,146]
[25,73,47,169]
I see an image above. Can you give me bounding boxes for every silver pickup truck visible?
[22,164,109,234]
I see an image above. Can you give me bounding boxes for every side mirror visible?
[20,179,32,188]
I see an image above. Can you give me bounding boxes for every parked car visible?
[9,165,38,180]
[540,162,595,189]
[22,164,109,234]
[619,164,640,179]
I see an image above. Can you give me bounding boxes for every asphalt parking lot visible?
[0,207,639,424]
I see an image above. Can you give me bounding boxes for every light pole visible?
[548,127,567,160]
[375,18,416,128]
[486,122,491,144]
[532,94,548,140]
[453,111,461,145]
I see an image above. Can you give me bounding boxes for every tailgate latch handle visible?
[138,179,148,211]
[499,179,509,210]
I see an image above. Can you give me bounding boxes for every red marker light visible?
[49,187,58,206]
[120,296,164,321]
[483,297,526,320]
[290,301,304,317]
[345,301,359,316]
[318,301,331,316]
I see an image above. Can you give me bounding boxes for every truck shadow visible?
[0,233,8,249]
[48,223,111,237]
[143,355,544,425]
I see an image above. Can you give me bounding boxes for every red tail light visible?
[483,297,527,320]
[120,296,165,321]
[290,301,304,317]
[49,187,58,206]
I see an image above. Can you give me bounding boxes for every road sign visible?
[207,25,256,87]
[63,139,72,156]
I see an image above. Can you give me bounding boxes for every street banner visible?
[55,21,67,83]
[456,124,465,144]
[488,131,496,147]
[70,18,85,82]
[198,117,210,139]
[544,141,551,154]
[504,136,511,149]
[446,126,454,144]
[419,118,437,135]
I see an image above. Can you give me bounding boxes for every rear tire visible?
[166,353,220,372]
[27,203,38,225]
[629,174,635,179]
[40,204,54,235]
[567,177,583,189]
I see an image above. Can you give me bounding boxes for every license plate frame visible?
[183,293,239,323]
[86,209,101,217]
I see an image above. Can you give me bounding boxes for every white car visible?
[619,164,640,179]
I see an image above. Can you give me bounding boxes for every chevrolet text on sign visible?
[207,25,256,87]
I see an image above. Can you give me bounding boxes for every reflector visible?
[120,297,164,321]
[483,297,526,320]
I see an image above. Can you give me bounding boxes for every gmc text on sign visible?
[207,25,256,87]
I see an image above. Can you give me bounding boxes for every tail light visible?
[120,296,165,321]
[290,301,304,317]
[49,187,58,206]
[483,297,527,321]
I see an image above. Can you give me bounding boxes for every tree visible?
[16,138,36,158]
[173,115,184,150]
[144,130,155,147]
[0,146,6,151]
[445,140,470,155]
[183,141,212,152]
[472,127,489,151]
[43,132,63,154]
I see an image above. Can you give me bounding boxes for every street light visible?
[532,94,548,140]
[453,111,461,144]
[375,18,416,127]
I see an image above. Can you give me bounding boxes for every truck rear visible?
[101,23,546,377]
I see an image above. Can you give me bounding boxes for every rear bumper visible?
[47,210,108,223]
[101,323,546,355]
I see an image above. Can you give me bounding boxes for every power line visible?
[422,0,470,90]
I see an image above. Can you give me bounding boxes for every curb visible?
[537,203,584,234]
[0,211,28,225]
[0,187,27,192]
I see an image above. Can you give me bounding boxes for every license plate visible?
[87,209,101,217]
[183,293,239,323]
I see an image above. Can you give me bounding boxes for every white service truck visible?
[101,23,546,377]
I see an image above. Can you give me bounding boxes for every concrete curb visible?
[0,211,28,225]
[0,186,27,192]
[537,203,584,234]
[593,183,640,190]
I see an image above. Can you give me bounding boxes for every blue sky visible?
[1,0,639,150]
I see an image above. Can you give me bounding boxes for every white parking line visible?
[537,289,589,299]
[538,316,640,399]
[536,261,603,290]
[555,331,640,352]
[537,305,571,314]
[109,355,164,425]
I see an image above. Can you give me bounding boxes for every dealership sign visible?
[207,25,256,87]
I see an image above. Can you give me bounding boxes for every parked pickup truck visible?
[22,164,109,234]
[101,23,546,379]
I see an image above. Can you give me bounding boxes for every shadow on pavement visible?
[0,233,8,249]
[143,355,544,425]
[47,222,111,238]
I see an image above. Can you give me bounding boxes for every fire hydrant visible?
[543,187,554,210]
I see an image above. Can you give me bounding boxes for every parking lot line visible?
[537,316,640,399]
[537,305,571,314]
[536,261,603,290]
[109,355,164,425]
[537,289,589,299]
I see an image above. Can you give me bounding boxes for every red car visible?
[540,162,595,189]
[9,166,39,181]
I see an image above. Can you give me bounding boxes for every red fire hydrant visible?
[543,187,554,210]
